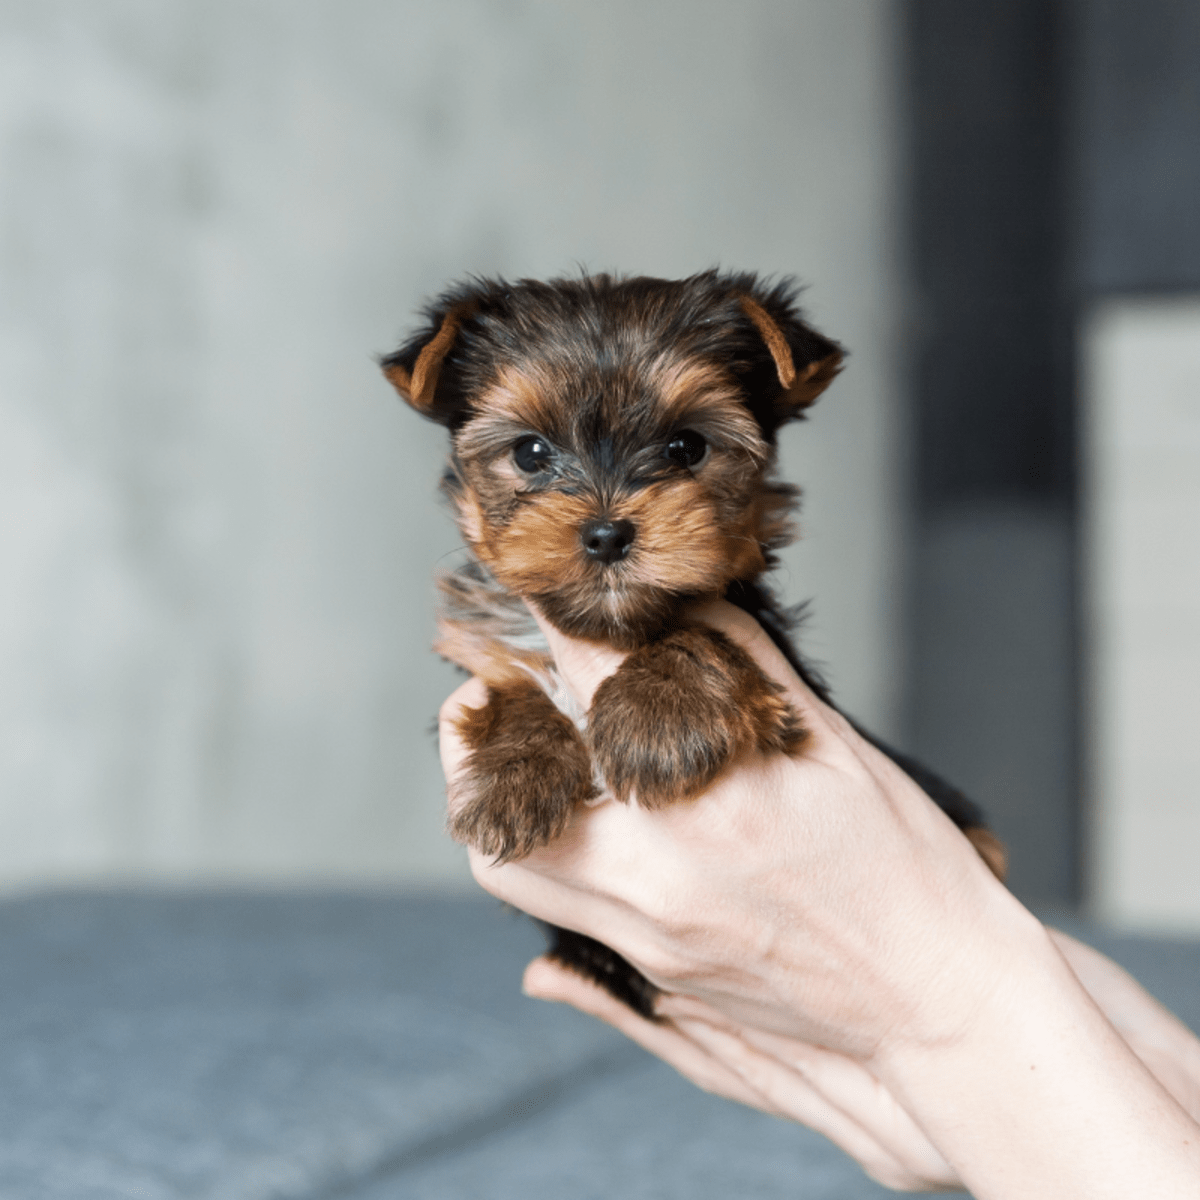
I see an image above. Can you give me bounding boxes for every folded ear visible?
[740,295,844,419]
[381,301,477,420]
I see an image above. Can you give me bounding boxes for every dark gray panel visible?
[903,2,1079,904]
[906,0,1073,506]
[909,506,1078,905]
[1073,0,1200,292]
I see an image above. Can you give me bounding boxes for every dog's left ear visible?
[740,295,844,420]
[381,300,477,422]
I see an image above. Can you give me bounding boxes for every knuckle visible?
[466,846,500,890]
[438,678,486,734]
[625,936,686,988]
[437,695,459,729]
[714,603,765,651]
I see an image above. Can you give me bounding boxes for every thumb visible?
[527,603,628,709]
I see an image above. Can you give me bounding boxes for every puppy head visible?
[383,271,843,647]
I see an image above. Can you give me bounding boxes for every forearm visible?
[1050,928,1200,1124]
[874,905,1200,1200]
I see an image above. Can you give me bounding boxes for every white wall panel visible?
[1085,298,1200,929]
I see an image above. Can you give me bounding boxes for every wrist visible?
[871,907,1200,1200]
[862,865,1054,1067]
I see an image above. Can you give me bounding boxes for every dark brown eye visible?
[664,430,708,468]
[513,435,554,473]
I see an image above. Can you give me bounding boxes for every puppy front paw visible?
[450,682,597,860]
[586,625,805,808]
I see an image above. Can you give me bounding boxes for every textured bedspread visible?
[1,892,1196,1200]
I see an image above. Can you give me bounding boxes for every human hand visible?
[438,601,1200,1199]
[519,927,1200,1193]
[439,599,1032,1064]
[521,953,961,1193]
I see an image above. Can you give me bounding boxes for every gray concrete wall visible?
[0,0,901,889]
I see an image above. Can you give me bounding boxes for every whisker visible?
[433,545,471,567]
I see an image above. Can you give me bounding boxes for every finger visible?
[684,599,840,725]
[676,1019,946,1193]
[436,673,619,900]
[464,837,603,925]
[527,604,628,708]
[737,1027,960,1189]
[686,598,807,689]
[532,595,824,719]
[655,990,744,1027]
[522,957,774,1111]
[659,989,961,1188]
[437,675,488,788]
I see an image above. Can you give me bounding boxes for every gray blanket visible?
[1,893,1196,1199]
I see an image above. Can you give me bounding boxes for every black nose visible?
[580,518,636,565]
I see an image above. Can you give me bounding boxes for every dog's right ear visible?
[739,295,844,421]
[381,300,477,423]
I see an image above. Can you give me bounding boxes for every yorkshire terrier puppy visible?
[384,270,1006,1017]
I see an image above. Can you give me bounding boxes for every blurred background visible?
[1,0,1197,927]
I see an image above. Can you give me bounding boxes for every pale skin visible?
[439,601,1200,1196]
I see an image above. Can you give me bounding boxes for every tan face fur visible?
[448,353,782,648]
